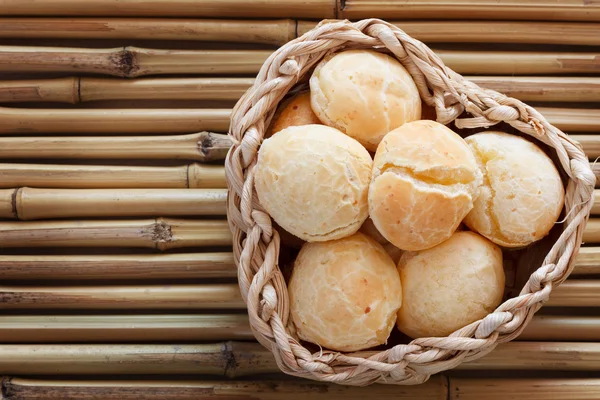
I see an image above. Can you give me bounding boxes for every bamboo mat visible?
[1,1,600,398]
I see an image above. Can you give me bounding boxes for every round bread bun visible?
[397,231,505,338]
[289,232,403,351]
[255,124,372,242]
[369,120,482,251]
[463,131,565,247]
[309,49,421,152]
[359,217,403,262]
[266,92,321,137]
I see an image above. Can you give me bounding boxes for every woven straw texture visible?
[225,18,596,386]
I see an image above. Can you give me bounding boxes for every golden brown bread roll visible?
[396,231,505,338]
[309,49,421,151]
[266,92,321,137]
[255,124,372,242]
[369,120,482,251]
[288,232,403,351]
[359,217,403,263]
[464,131,565,247]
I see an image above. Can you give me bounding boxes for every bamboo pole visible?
[4,76,600,104]
[537,107,600,132]
[0,284,243,310]
[2,46,598,77]
[0,188,226,220]
[0,107,230,134]
[0,341,597,375]
[0,77,253,103]
[1,376,448,400]
[572,247,600,276]
[0,132,232,162]
[520,316,600,341]
[466,77,600,103]
[0,253,236,280]
[298,20,600,46]
[546,281,600,307]
[583,219,600,243]
[0,106,592,135]
[340,0,600,21]
[0,188,13,219]
[0,46,271,77]
[450,378,600,400]
[0,163,225,189]
[0,18,296,45]
[0,0,336,18]
[459,342,600,371]
[0,218,232,249]
[0,314,252,343]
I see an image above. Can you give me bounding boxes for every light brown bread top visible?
[369,120,482,251]
[309,49,421,151]
[397,231,505,339]
[289,232,403,352]
[464,131,565,247]
[255,124,372,242]
[266,92,322,137]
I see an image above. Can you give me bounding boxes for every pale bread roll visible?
[309,49,421,151]
[255,124,372,242]
[397,231,505,338]
[289,232,403,351]
[266,92,321,137]
[464,132,565,247]
[369,120,482,251]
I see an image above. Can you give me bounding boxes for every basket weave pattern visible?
[225,19,596,385]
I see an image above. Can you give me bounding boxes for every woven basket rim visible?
[224,18,596,386]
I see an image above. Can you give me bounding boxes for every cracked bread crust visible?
[288,232,403,352]
[309,49,421,152]
[464,132,565,248]
[369,120,482,251]
[396,231,505,339]
[254,124,373,242]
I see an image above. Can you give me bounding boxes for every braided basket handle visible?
[225,18,596,386]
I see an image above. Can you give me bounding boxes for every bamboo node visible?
[144,219,173,249]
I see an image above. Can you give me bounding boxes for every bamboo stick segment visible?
[537,107,600,132]
[1,376,448,400]
[0,77,253,103]
[0,188,226,220]
[546,281,600,307]
[0,132,232,162]
[297,20,600,46]
[340,0,600,21]
[0,18,296,45]
[0,314,252,342]
[459,342,600,371]
[2,46,599,77]
[0,342,598,375]
[0,284,243,310]
[436,50,600,75]
[0,46,271,77]
[0,188,13,219]
[4,76,600,104]
[520,316,600,341]
[0,0,336,18]
[450,378,600,400]
[0,163,225,189]
[0,106,592,135]
[583,219,600,243]
[0,218,232,249]
[0,253,236,280]
[0,107,230,134]
[466,77,600,103]
[572,247,600,276]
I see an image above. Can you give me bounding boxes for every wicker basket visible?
[225,18,596,386]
